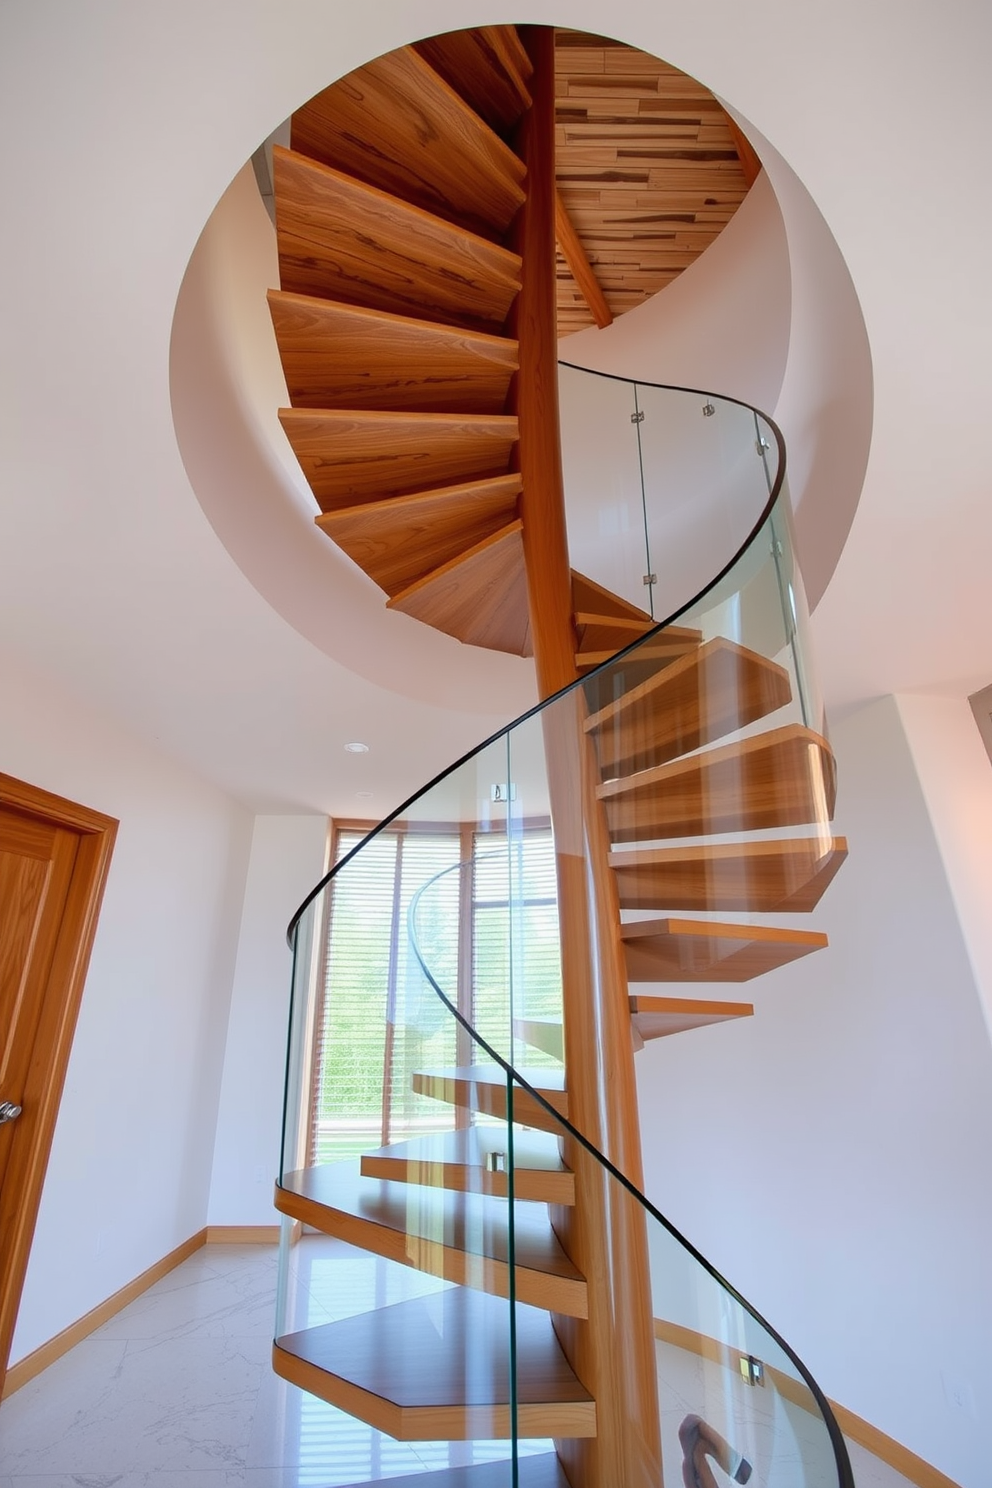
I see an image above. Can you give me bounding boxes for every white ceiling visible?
[1,0,989,815]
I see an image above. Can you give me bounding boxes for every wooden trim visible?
[726,115,762,188]
[653,1318,964,1488]
[555,187,613,328]
[0,774,119,1397]
[1,1229,207,1400]
[203,1225,280,1244]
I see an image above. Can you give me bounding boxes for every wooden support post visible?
[511,27,663,1488]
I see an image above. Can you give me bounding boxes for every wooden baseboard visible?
[204,1224,281,1244]
[2,1229,207,1400]
[654,1318,963,1488]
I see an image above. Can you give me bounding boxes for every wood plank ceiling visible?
[555,30,759,336]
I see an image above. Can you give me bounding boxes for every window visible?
[309,820,563,1164]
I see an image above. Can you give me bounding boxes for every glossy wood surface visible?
[609,836,849,913]
[555,188,613,328]
[414,27,533,134]
[628,995,753,1041]
[0,776,117,1394]
[278,408,518,509]
[598,724,838,842]
[412,1065,567,1132]
[276,1160,587,1318]
[554,32,754,335]
[513,1017,565,1063]
[274,1289,596,1440]
[388,520,531,656]
[318,475,522,598]
[269,293,519,414]
[622,918,828,983]
[291,46,526,241]
[360,1124,575,1205]
[570,569,653,623]
[586,638,792,778]
[275,147,522,330]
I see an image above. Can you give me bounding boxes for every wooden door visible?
[0,774,117,1395]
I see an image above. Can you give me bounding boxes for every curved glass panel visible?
[273,381,851,1486]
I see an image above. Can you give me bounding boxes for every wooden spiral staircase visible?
[267,24,847,1488]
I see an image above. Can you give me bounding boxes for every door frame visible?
[0,772,118,1394]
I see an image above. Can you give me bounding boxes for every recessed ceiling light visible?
[344,741,369,754]
[355,790,374,799]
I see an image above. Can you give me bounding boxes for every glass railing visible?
[272,395,851,1485]
[559,363,779,624]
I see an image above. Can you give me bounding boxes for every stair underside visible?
[269,293,519,414]
[413,1066,567,1134]
[609,837,849,913]
[317,475,523,598]
[388,520,532,656]
[570,569,654,624]
[274,146,522,330]
[598,724,838,842]
[278,408,518,510]
[360,1125,575,1205]
[621,917,828,982]
[414,29,533,135]
[629,995,754,1041]
[274,1289,596,1440]
[289,46,526,242]
[275,1160,587,1318]
[513,1017,565,1064]
[587,637,792,778]
[334,1456,569,1488]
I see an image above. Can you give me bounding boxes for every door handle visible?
[0,1101,22,1124]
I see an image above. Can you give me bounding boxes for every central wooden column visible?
[511,28,664,1488]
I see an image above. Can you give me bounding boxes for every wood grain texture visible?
[554,31,756,334]
[275,1160,587,1317]
[610,836,850,914]
[598,724,838,842]
[412,1065,567,1132]
[278,408,518,509]
[274,147,522,330]
[274,1289,596,1440]
[585,637,793,778]
[628,995,753,1041]
[388,521,531,657]
[268,293,519,414]
[571,569,653,623]
[555,188,613,327]
[317,475,522,597]
[622,918,828,983]
[359,1125,575,1205]
[290,46,526,241]
[414,27,533,135]
[322,1456,571,1488]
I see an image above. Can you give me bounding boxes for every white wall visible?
[1,651,253,1363]
[208,814,328,1225]
[635,694,992,1488]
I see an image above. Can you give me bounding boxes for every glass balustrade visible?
[273,378,851,1487]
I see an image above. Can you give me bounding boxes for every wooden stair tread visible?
[586,637,793,778]
[513,1017,564,1064]
[414,27,534,135]
[268,293,519,414]
[276,1159,586,1317]
[388,520,532,657]
[274,1289,596,1440]
[570,569,653,624]
[621,917,828,982]
[274,146,522,330]
[360,1124,574,1205]
[598,724,838,842]
[317,475,522,598]
[609,836,849,913]
[290,46,526,241]
[574,612,655,652]
[413,1066,567,1134]
[334,1455,569,1488]
[629,995,754,1041]
[278,408,518,510]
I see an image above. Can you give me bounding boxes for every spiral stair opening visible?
[264,24,852,1488]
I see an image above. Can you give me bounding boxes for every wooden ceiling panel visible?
[554,29,756,335]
